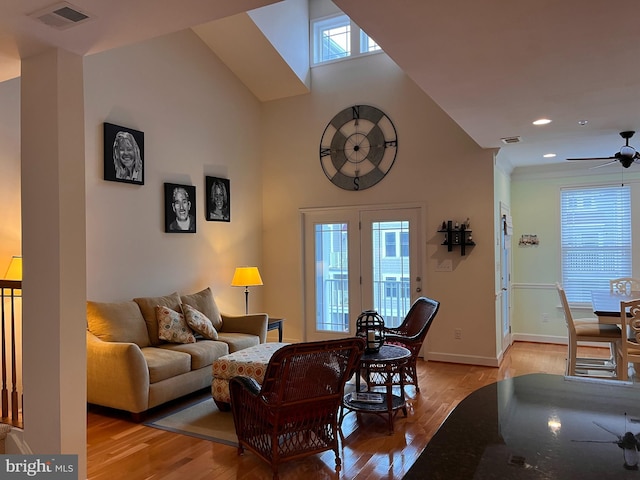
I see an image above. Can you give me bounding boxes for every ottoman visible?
[212,342,289,410]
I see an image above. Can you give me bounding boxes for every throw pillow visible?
[86,300,151,347]
[133,292,182,345]
[156,306,196,344]
[180,287,223,330]
[182,304,219,340]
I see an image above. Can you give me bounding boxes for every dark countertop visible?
[404,374,640,479]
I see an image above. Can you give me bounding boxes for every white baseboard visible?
[512,333,567,345]
[426,352,500,367]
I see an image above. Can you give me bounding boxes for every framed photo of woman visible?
[205,176,230,222]
[104,122,144,185]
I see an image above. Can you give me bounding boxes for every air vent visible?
[501,136,522,145]
[29,2,92,30]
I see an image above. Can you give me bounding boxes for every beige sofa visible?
[86,287,267,418]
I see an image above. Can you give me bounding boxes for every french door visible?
[302,206,422,341]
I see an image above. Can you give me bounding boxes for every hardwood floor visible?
[86,342,597,479]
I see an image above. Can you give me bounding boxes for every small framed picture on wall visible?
[205,176,230,222]
[164,183,196,233]
[103,123,144,185]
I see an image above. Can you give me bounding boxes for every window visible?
[312,14,382,65]
[385,232,397,257]
[383,229,409,258]
[561,185,632,303]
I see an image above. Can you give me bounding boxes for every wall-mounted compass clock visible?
[319,105,398,191]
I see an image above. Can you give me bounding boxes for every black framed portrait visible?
[205,176,230,222]
[164,183,196,233]
[103,122,144,185]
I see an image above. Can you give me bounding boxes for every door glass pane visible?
[372,221,411,328]
[315,223,349,332]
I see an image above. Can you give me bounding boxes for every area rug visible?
[144,397,238,447]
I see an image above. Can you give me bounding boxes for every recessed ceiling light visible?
[533,118,552,125]
[543,153,556,158]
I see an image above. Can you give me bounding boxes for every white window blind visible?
[561,185,632,303]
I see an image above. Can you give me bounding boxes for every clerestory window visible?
[312,14,381,65]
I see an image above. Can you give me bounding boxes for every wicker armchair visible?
[382,296,440,392]
[229,337,365,480]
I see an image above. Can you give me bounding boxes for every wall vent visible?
[501,136,522,145]
[29,2,93,30]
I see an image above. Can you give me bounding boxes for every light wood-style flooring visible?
[86,342,602,479]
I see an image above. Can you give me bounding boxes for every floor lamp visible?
[231,266,263,314]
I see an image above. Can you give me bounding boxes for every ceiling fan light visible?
[620,145,635,157]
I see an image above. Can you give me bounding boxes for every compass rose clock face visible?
[319,105,398,191]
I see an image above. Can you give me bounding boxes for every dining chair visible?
[618,298,640,381]
[609,277,640,295]
[556,283,622,378]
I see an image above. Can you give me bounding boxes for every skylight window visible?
[312,14,382,65]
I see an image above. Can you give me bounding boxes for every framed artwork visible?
[103,122,144,185]
[164,183,196,233]
[205,176,230,222]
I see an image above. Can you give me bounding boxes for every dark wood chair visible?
[229,337,365,480]
[382,296,440,392]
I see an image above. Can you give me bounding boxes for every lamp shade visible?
[231,266,263,287]
[4,256,22,281]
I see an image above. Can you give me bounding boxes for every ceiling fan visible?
[567,131,640,168]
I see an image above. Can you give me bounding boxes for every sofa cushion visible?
[86,300,150,347]
[182,304,218,340]
[134,292,182,345]
[158,340,228,370]
[141,347,191,384]
[216,332,260,353]
[180,287,223,330]
[156,306,196,344]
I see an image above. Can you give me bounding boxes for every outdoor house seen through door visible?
[303,206,422,340]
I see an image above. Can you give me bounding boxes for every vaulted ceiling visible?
[3,0,640,172]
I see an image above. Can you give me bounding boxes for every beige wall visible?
[511,165,640,342]
[83,30,265,314]
[0,78,20,271]
[261,53,498,364]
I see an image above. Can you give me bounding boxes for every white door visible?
[500,205,513,351]
[302,206,422,341]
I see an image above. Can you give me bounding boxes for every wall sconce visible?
[230,266,263,314]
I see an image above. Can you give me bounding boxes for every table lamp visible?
[231,266,263,314]
[3,255,22,296]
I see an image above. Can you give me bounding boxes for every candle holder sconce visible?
[356,310,385,353]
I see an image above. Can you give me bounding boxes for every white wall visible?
[261,53,499,365]
[511,165,640,342]
[83,30,265,314]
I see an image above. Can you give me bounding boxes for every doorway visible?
[302,205,422,341]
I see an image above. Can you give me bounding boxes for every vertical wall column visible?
[20,48,87,477]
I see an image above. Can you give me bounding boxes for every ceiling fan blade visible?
[589,160,619,169]
[566,156,616,161]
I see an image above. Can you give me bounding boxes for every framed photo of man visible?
[103,122,144,185]
[205,176,230,222]
[164,183,196,233]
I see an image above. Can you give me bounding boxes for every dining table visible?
[591,289,640,324]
